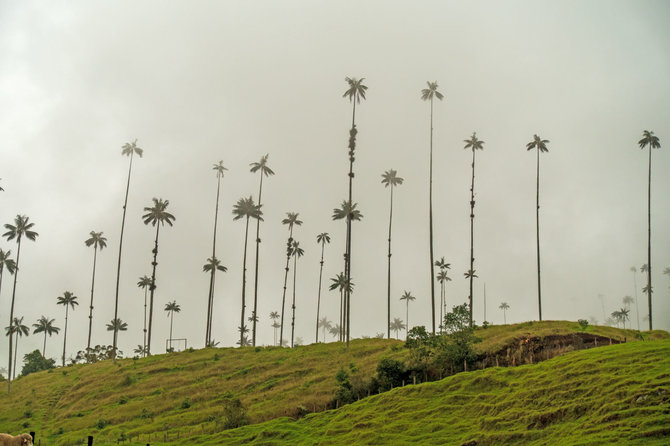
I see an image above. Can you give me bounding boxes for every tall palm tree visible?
[399,291,416,339]
[269,311,280,346]
[381,169,404,339]
[113,140,143,357]
[329,273,347,342]
[142,198,176,356]
[464,132,485,326]
[84,231,107,351]
[318,317,332,343]
[526,134,550,321]
[32,316,59,358]
[290,241,304,348]
[435,258,451,331]
[638,130,661,330]
[203,256,227,346]
[3,214,38,392]
[164,300,181,352]
[56,291,78,367]
[499,302,510,324]
[279,212,302,347]
[0,249,16,309]
[390,317,406,340]
[233,196,263,348]
[5,316,29,380]
[106,318,128,334]
[421,81,444,335]
[629,267,641,330]
[250,155,274,347]
[342,77,367,349]
[206,161,227,347]
[137,275,151,357]
[315,232,331,343]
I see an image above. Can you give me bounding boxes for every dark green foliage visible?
[118,395,128,405]
[376,358,406,391]
[21,350,55,376]
[23,409,32,418]
[334,367,355,405]
[120,374,137,386]
[74,345,120,363]
[180,398,191,409]
[222,394,248,429]
[578,319,589,330]
[95,419,108,429]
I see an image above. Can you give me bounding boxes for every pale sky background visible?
[1,0,669,366]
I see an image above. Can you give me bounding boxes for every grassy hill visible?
[0,321,667,445]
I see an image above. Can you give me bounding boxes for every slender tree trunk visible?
[279,227,294,347]
[169,311,174,351]
[344,100,357,349]
[62,305,69,367]
[504,309,507,325]
[405,301,409,339]
[240,216,251,347]
[252,175,265,346]
[468,148,476,326]
[387,185,394,339]
[87,247,98,351]
[316,242,325,343]
[291,254,298,348]
[647,146,652,330]
[143,287,147,357]
[13,336,18,380]
[147,224,161,356]
[632,271,640,331]
[7,237,22,393]
[114,152,135,356]
[428,98,436,334]
[339,289,343,342]
[206,173,222,346]
[42,333,46,358]
[536,148,542,321]
[439,282,444,332]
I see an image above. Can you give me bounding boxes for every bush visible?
[377,358,406,391]
[222,395,248,429]
[95,419,108,429]
[180,398,191,409]
[21,350,55,377]
[578,319,589,330]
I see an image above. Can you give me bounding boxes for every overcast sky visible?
[1,0,669,364]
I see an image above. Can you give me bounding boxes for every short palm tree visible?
[32,316,59,357]
[279,212,302,347]
[142,198,176,355]
[421,81,444,335]
[629,266,641,330]
[638,130,661,330]
[399,291,416,339]
[315,232,331,343]
[5,316,29,380]
[164,301,181,352]
[3,214,38,392]
[390,317,406,340]
[206,161,227,347]
[250,155,274,347]
[464,132,485,326]
[57,291,78,367]
[329,273,347,342]
[113,140,143,357]
[203,256,227,345]
[137,275,152,357]
[499,302,510,324]
[232,196,263,348]
[318,317,332,343]
[84,231,107,351]
[269,311,280,346]
[329,324,341,340]
[526,134,550,321]
[290,241,304,348]
[436,266,451,331]
[382,169,404,339]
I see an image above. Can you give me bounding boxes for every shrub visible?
[23,409,33,418]
[21,350,56,377]
[118,396,128,405]
[222,396,248,429]
[377,358,406,391]
[95,419,108,429]
[180,398,191,409]
[578,319,589,330]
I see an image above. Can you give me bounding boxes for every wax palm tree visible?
[164,300,181,352]
[399,291,416,339]
[5,316,28,380]
[3,214,38,392]
[32,316,59,357]
[622,295,634,311]
[250,154,274,346]
[436,267,451,331]
[134,345,147,357]
[421,81,444,335]
[84,231,107,351]
[499,302,510,324]
[638,130,661,330]
[0,249,16,309]
[233,196,263,348]
[203,256,227,345]
[630,266,641,331]
[329,324,341,340]
[206,161,227,347]
[342,77,367,349]
[526,134,550,321]
[137,275,151,357]
[319,317,332,343]
[315,232,331,343]
[464,132,485,326]
[57,291,78,367]
[329,273,347,342]
[390,317,406,340]
[142,198,176,356]
[113,140,143,357]
[279,212,302,347]
[106,318,128,333]
[289,241,304,348]
[269,311,280,346]
[381,169,404,339]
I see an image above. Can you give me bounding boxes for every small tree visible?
[21,349,55,377]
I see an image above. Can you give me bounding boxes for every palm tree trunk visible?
[147,224,161,356]
[387,185,394,339]
[647,146,652,330]
[87,247,98,351]
[428,98,436,335]
[13,336,18,380]
[42,333,47,358]
[405,300,409,340]
[316,242,325,343]
[279,227,294,347]
[291,254,297,348]
[439,282,444,332]
[143,288,148,357]
[339,289,343,342]
[252,175,265,346]
[344,100,357,349]
[62,306,69,367]
[7,237,22,393]
[207,173,222,346]
[240,216,251,347]
[536,148,542,321]
[469,148,476,327]
[632,271,640,331]
[114,152,135,357]
[169,311,174,351]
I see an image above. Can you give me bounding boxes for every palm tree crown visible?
[0,249,16,275]
[203,256,227,273]
[420,81,444,102]
[121,139,144,158]
[250,154,275,177]
[332,201,363,222]
[142,198,176,228]
[381,169,404,188]
[526,134,550,153]
[281,212,302,231]
[32,316,60,357]
[3,215,38,243]
[638,130,661,151]
[342,77,368,104]
[85,231,107,250]
[213,160,228,177]
[233,197,263,222]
